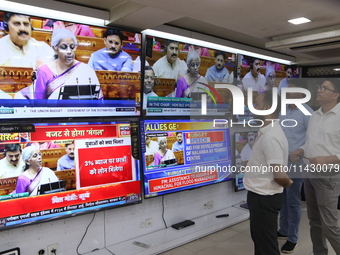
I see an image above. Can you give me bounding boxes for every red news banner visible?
[0,124,139,219]
[31,124,135,188]
[149,171,219,193]
[77,140,133,187]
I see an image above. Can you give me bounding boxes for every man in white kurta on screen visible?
[0,143,25,178]
[240,131,255,166]
[0,12,54,69]
[152,40,187,79]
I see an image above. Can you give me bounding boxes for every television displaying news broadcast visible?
[141,119,232,198]
[235,54,297,122]
[234,131,258,192]
[0,121,140,230]
[142,35,236,116]
[0,10,142,119]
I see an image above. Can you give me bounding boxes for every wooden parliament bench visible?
[153,78,176,97]
[0,67,141,100]
[0,169,76,196]
[41,148,66,170]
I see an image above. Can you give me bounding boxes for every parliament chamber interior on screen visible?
[0,1,340,255]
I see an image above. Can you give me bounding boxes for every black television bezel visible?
[140,116,233,199]
[0,9,143,120]
[0,118,142,231]
[140,33,236,118]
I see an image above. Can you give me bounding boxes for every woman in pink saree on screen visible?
[34,28,103,100]
[175,51,210,101]
[15,146,58,196]
[153,137,176,167]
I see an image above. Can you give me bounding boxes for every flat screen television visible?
[142,34,236,117]
[141,118,232,198]
[234,131,258,191]
[0,10,142,119]
[0,121,141,230]
[235,54,297,122]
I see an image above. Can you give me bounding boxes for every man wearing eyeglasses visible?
[88,29,133,72]
[291,79,340,255]
[0,12,54,69]
[152,40,187,79]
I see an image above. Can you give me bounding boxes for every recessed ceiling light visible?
[333,68,340,71]
[288,17,311,25]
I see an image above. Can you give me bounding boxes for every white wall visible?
[0,2,259,253]
[0,126,254,255]
[0,181,247,255]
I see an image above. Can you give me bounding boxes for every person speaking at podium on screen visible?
[153,137,176,167]
[175,51,210,101]
[33,28,103,100]
[15,146,58,196]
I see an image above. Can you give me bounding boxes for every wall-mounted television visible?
[0,121,141,230]
[234,131,258,191]
[141,118,232,198]
[142,34,236,116]
[0,10,142,119]
[235,54,297,122]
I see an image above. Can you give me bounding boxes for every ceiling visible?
[14,0,340,66]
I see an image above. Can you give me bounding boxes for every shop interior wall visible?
[0,126,255,255]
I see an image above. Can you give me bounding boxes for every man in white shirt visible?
[242,58,266,93]
[0,143,25,178]
[0,12,54,69]
[244,89,293,255]
[152,40,187,79]
[291,79,340,255]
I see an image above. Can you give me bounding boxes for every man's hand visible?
[271,164,294,188]
[290,148,304,163]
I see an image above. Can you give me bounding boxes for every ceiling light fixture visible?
[288,17,311,25]
[333,68,340,71]
[0,0,109,26]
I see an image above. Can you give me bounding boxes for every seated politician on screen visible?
[15,146,59,196]
[33,28,103,100]
[88,29,133,71]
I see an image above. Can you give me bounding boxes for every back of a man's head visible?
[262,90,281,117]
